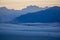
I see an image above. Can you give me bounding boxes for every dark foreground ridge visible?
[13,6,60,23]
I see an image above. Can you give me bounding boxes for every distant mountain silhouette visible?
[0,5,44,23]
[13,6,60,23]
[20,5,44,13]
[0,7,21,22]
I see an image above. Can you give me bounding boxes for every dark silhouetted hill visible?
[0,5,44,23]
[13,6,60,23]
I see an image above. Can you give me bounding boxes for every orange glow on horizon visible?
[0,0,60,10]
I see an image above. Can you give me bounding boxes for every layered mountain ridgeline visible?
[12,6,60,23]
[0,5,44,23]
[0,7,20,23]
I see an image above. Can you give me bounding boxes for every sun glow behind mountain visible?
[0,0,60,10]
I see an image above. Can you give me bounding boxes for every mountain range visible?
[0,5,44,23]
[12,6,60,23]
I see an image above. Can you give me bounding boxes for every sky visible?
[0,0,60,10]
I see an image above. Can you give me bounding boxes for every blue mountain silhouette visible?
[0,5,43,23]
[0,7,20,22]
[13,6,60,23]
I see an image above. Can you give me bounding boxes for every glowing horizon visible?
[0,0,60,10]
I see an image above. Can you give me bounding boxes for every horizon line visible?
[0,5,60,10]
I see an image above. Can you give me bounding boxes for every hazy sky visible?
[0,0,60,10]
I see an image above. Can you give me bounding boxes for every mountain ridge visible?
[13,6,60,23]
[0,5,44,23]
